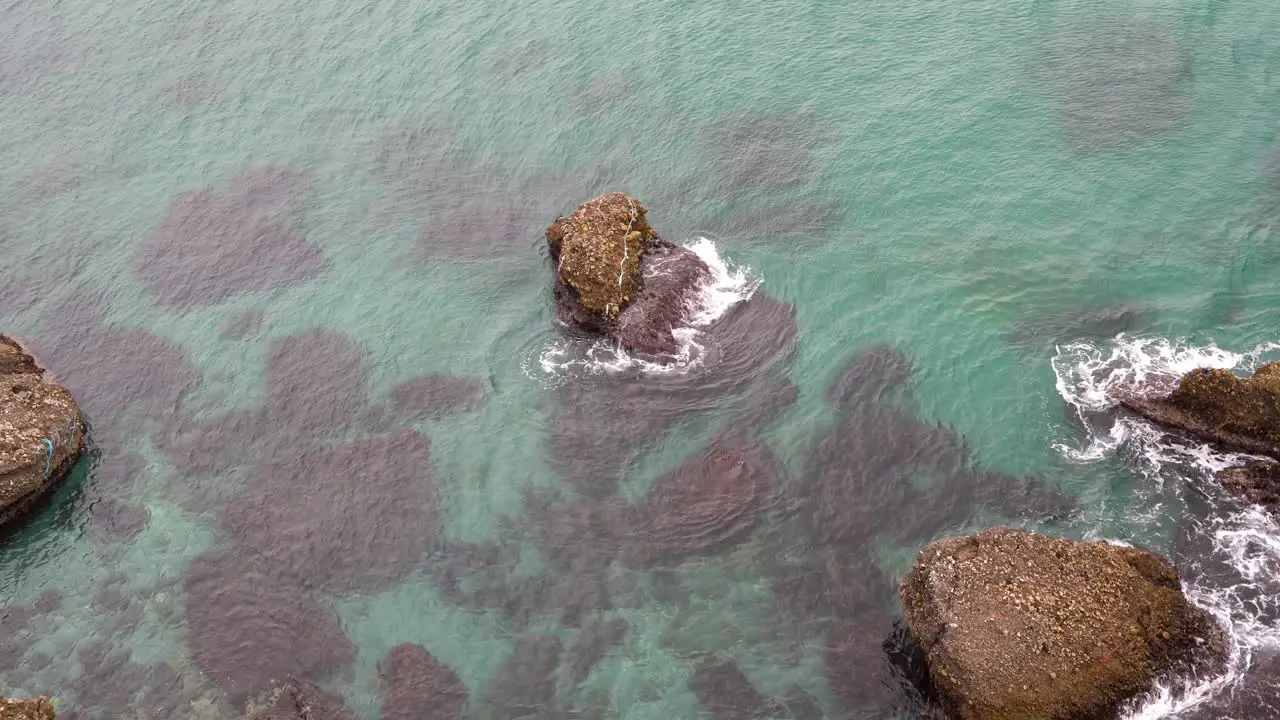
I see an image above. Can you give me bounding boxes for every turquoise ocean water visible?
[3,0,1280,717]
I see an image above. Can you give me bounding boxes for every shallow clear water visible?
[2,0,1280,717]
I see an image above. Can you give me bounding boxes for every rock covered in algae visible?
[0,697,55,720]
[0,335,84,529]
[547,192,657,320]
[899,526,1226,720]
[1122,362,1280,459]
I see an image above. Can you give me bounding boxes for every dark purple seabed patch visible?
[159,329,484,479]
[184,548,356,704]
[703,111,830,192]
[133,166,328,307]
[549,291,798,494]
[29,290,201,447]
[623,433,779,568]
[222,429,441,594]
[380,643,469,720]
[69,639,191,719]
[1042,21,1190,148]
[481,634,563,719]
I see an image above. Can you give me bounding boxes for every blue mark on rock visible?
[42,438,54,476]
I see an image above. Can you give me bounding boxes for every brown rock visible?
[0,696,55,720]
[612,242,711,358]
[1122,363,1280,460]
[1217,461,1280,513]
[548,192,656,320]
[900,526,1226,720]
[0,335,84,529]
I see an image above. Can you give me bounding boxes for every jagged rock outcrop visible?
[547,193,712,359]
[1122,362,1280,459]
[0,696,56,720]
[900,527,1226,720]
[0,335,84,529]
[1123,363,1280,514]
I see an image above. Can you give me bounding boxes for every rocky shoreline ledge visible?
[1122,361,1280,512]
[0,336,83,530]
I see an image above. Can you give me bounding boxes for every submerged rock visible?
[244,679,354,720]
[0,696,55,720]
[900,526,1226,720]
[184,549,356,703]
[548,193,713,359]
[0,335,84,529]
[623,433,778,567]
[1124,362,1280,513]
[1217,461,1280,513]
[612,242,711,358]
[380,643,468,720]
[1123,362,1280,459]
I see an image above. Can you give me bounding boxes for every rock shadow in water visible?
[133,166,328,308]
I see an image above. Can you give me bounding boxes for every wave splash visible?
[533,237,760,378]
[1051,335,1280,719]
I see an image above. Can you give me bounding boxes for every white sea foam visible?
[534,237,760,378]
[1050,335,1280,718]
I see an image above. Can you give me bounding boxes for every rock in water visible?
[0,335,84,529]
[899,526,1225,720]
[1124,363,1280,513]
[547,193,713,359]
[613,242,710,358]
[0,696,56,720]
[1122,362,1280,460]
[548,192,656,319]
